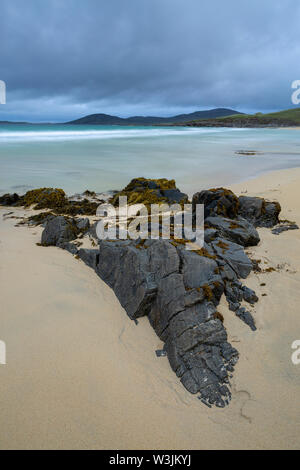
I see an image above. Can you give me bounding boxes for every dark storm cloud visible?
[1,0,300,121]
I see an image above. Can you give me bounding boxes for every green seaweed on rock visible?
[110,177,187,208]
[123,177,176,191]
[17,188,98,216]
[21,188,67,210]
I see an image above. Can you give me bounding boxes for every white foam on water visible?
[0,126,245,143]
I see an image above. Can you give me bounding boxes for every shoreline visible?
[0,168,300,449]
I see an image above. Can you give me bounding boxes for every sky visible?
[1,0,300,122]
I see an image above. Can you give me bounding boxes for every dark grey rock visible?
[147,181,159,190]
[242,286,258,304]
[179,249,219,288]
[161,188,189,204]
[218,262,238,282]
[41,216,78,247]
[88,222,98,239]
[78,248,99,269]
[155,350,167,357]
[96,240,157,319]
[148,273,185,339]
[224,281,258,320]
[76,217,90,232]
[225,281,243,305]
[148,239,180,280]
[211,238,252,278]
[205,215,260,247]
[192,187,281,228]
[204,228,218,243]
[238,195,263,222]
[61,242,78,255]
[272,224,299,235]
[221,342,239,362]
[228,301,240,312]
[238,196,280,227]
[192,188,239,219]
[184,287,205,307]
[235,307,257,331]
[0,193,20,206]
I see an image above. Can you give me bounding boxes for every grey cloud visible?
[1,0,300,121]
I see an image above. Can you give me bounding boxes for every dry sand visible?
[0,167,300,450]
[278,127,300,130]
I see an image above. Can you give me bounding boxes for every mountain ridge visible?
[66,108,242,125]
[175,108,300,128]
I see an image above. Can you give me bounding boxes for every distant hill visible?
[66,108,242,125]
[0,121,29,125]
[1,108,300,127]
[178,108,300,128]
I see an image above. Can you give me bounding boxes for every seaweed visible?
[135,239,146,250]
[229,221,241,229]
[171,239,216,259]
[201,284,213,301]
[213,311,224,323]
[83,190,97,197]
[216,240,229,253]
[263,267,276,273]
[20,188,67,210]
[110,177,186,208]
[111,188,169,208]
[16,187,98,216]
[28,211,55,225]
[124,177,176,192]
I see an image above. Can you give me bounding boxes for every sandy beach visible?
[0,167,300,450]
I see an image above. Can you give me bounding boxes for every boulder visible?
[192,187,281,228]
[211,238,253,278]
[238,196,281,227]
[161,188,189,204]
[205,215,260,247]
[41,216,79,247]
[0,193,20,206]
[192,188,239,219]
[76,217,90,232]
[111,177,188,207]
[242,286,258,304]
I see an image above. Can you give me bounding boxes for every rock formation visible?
[1,179,292,407]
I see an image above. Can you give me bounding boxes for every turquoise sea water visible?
[1,124,300,196]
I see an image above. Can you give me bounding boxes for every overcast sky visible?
[1,0,300,122]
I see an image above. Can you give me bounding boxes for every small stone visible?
[272,224,299,235]
[155,350,167,357]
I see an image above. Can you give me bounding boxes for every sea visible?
[1,124,300,196]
